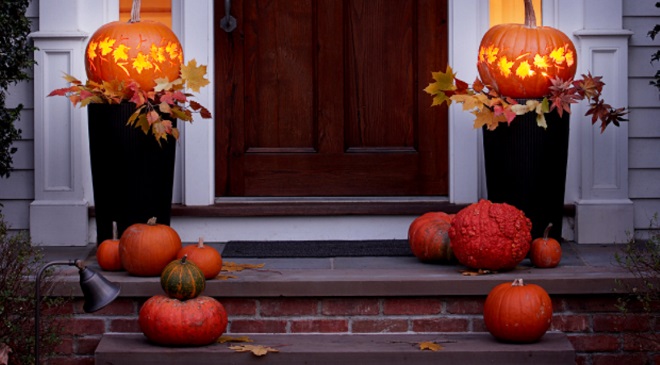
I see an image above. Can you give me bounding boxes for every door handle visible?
[220,0,237,32]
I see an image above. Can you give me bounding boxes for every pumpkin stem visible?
[181,254,188,264]
[524,0,537,28]
[147,217,157,226]
[130,0,141,23]
[512,278,525,287]
[198,237,205,248]
[543,223,553,242]
[111,221,118,240]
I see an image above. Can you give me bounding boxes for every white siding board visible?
[5,80,34,109]
[628,109,660,137]
[623,1,660,16]
[623,17,660,46]
[9,140,34,170]
[629,78,660,107]
[633,198,660,229]
[629,170,660,198]
[0,201,30,230]
[629,46,658,77]
[629,138,660,168]
[15,109,34,140]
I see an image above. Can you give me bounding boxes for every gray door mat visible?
[221,240,413,258]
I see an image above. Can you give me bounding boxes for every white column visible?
[30,0,118,246]
[172,0,215,206]
[571,0,634,243]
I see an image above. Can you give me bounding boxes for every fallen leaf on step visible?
[460,269,493,276]
[222,262,266,272]
[0,343,12,365]
[229,344,280,356]
[215,274,238,280]
[218,335,253,344]
[418,341,443,351]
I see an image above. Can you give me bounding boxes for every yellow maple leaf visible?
[418,341,443,351]
[113,44,130,62]
[218,336,253,344]
[87,41,98,60]
[98,37,116,56]
[180,59,210,93]
[549,47,566,65]
[132,52,153,74]
[497,56,514,77]
[515,61,534,79]
[153,77,182,92]
[165,41,181,60]
[533,54,550,70]
[472,108,503,131]
[229,344,279,357]
[450,94,484,112]
[150,44,166,63]
[221,261,265,272]
[565,49,575,67]
[485,45,499,63]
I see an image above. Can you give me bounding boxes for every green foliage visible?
[0,0,35,178]
[614,214,660,315]
[0,215,69,365]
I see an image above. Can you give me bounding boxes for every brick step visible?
[95,332,575,365]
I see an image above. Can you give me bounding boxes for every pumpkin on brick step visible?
[84,0,183,91]
[139,295,228,346]
[408,212,455,263]
[177,237,223,279]
[96,221,123,271]
[476,0,577,98]
[530,223,562,268]
[483,278,553,343]
[448,199,531,271]
[160,255,206,300]
[119,217,182,277]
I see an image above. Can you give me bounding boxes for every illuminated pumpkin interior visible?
[120,0,172,27]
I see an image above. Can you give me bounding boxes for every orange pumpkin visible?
[483,278,553,343]
[177,237,223,280]
[476,0,577,98]
[119,217,182,277]
[407,212,455,263]
[530,223,562,268]
[84,0,183,91]
[96,221,123,271]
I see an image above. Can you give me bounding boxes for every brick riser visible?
[44,295,660,365]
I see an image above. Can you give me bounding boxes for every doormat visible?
[221,240,413,258]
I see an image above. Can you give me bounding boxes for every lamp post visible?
[35,260,120,364]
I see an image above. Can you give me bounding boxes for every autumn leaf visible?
[418,341,443,352]
[0,343,12,365]
[229,344,280,357]
[221,262,265,272]
[424,65,457,107]
[450,94,484,112]
[460,268,493,276]
[218,336,253,344]
[181,59,210,93]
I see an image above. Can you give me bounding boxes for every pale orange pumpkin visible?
[96,221,123,271]
[176,237,223,280]
[476,0,577,98]
[84,0,183,91]
[119,217,182,277]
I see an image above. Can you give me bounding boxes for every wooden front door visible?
[214,0,448,197]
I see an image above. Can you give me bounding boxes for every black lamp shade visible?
[79,266,121,313]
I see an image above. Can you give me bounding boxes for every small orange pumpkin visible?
[483,278,553,343]
[177,237,223,279]
[476,0,577,98]
[530,223,562,268]
[84,0,183,91]
[407,212,455,263]
[119,217,182,277]
[96,221,123,271]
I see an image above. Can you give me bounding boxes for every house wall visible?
[623,1,660,239]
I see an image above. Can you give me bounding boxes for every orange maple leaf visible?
[181,59,210,93]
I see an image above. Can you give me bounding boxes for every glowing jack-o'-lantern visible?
[84,0,183,91]
[477,0,577,98]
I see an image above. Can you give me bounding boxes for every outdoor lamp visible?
[35,260,120,364]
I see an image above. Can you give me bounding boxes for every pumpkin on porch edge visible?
[476,0,577,98]
[138,295,228,346]
[160,255,206,300]
[177,237,223,279]
[483,278,553,343]
[84,0,183,91]
[96,221,123,271]
[408,212,455,263]
[119,217,182,277]
[530,223,562,268]
[448,199,531,271]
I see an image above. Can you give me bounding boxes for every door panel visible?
[215,0,448,197]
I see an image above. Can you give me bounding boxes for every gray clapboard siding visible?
[628,109,660,137]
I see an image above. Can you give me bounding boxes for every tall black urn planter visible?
[482,100,570,241]
[88,103,177,244]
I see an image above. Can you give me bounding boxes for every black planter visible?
[88,103,177,244]
[482,100,570,241]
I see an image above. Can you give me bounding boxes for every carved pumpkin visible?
[477,0,577,98]
[177,237,223,279]
[407,212,455,263]
[139,295,228,346]
[448,199,531,271]
[96,221,123,271]
[119,217,182,277]
[483,278,553,343]
[84,0,183,91]
[530,223,562,268]
[160,255,206,300]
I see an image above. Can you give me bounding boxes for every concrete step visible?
[95,332,575,365]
